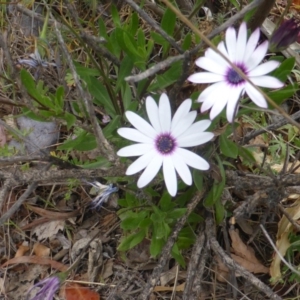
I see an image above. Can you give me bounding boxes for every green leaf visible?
[20,69,38,97]
[137,28,146,49]
[129,12,139,36]
[204,155,226,207]
[171,243,185,267]
[111,4,121,27]
[103,115,121,138]
[159,192,173,212]
[228,0,240,9]
[150,236,165,257]
[193,169,203,191]
[55,86,64,110]
[118,229,146,251]
[64,112,76,130]
[121,82,133,111]
[215,197,226,224]
[98,18,108,40]
[121,211,149,230]
[167,208,186,220]
[116,56,134,91]
[267,84,297,107]
[238,146,256,164]
[220,133,238,158]
[58,131,96,151]
[79,156,110,169]
[88,77,116,116]
[161,8,176,35]
[182,33,192,51]
[75,63,101,78]
[272,57,295,82]
[149,61,183,91]
[150,31,168,47]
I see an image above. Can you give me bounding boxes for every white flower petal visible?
[188,72,224,83]
[163,156,177,196]
[245,83,267,108]
[225,26,237,61]
[236,22,247,63]
[125,111,157,138]
[178,119,212,137]
[118,128,153,143]
[210,96,228,120]
[159,93,171,132]
[197,81,228,107]
[146,96,161,132]
[195,57,227,75]
[218,41,230,59]
[205,48,229,68]
[177,132,214,147]
[137,155,163,188]
[226,87,243,122]
[126,150,157,175]
[177,148,210,170]
[245,40,268,71]
[250,76,284,88]
[172,111,197,138]
[171,99,192,130]
[172,153,192,185]
[117,143,153,157]
[248,60,280,77]
[205,47,229,68]
[243,28,260,62]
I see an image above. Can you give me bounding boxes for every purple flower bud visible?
[269,18,300,52]
[27,276,60,300]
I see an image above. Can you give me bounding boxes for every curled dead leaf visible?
[229,228,269,274]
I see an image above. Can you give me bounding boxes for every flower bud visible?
[269,18,300,52]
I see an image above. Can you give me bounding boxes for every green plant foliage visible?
[117,191,199,266]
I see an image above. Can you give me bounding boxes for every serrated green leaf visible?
[64,112,76,130]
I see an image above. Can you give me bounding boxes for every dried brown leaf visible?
[1,256,68,271]
[33,243,50,257]
[32,220,65,240]
[230,228,269,274]
[15,242,30,258]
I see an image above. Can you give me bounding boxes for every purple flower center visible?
[155,134,176,154]
[226,64,246,85]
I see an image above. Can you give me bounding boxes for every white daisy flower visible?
[188,22,284,123]
[117,93,214,197]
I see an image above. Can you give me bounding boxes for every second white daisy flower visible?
[188,22,284,122]
[117,93,214,196]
